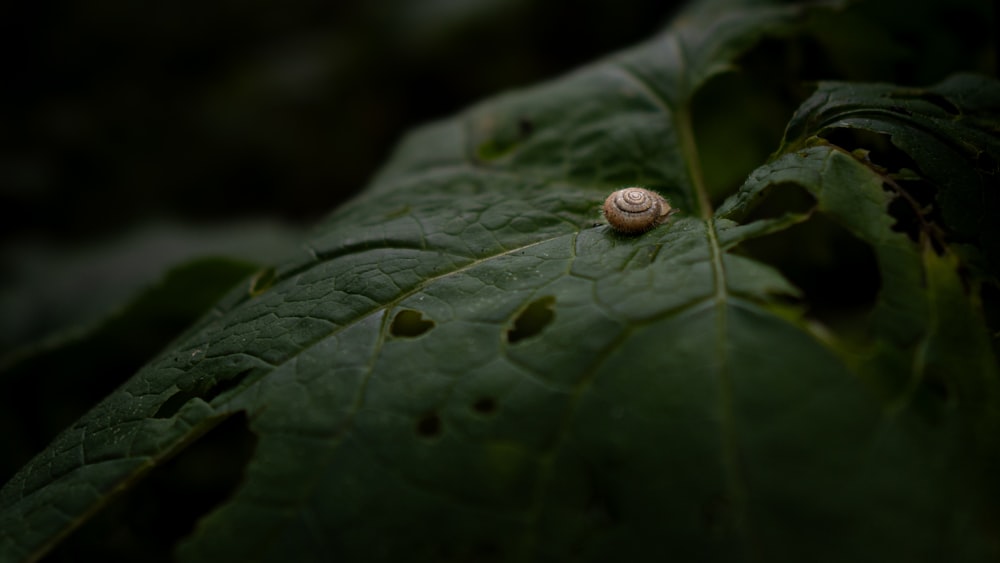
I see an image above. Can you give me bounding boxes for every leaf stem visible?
[675,102,714,219]
[680,98,753,550]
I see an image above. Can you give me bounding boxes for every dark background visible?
[0,0,682,240]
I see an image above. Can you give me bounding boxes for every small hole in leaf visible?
[584,483,619,526]
[153,369,253,418]
[437,540,503,562]
[476,116,533,162]
[471,541,502,561]
[702,496,733,537]
[154,390,196,419]
[885,178,940,245]
[248,267,277,296]
[416,412,442,438]
[472,397,498,415]
[203,369,252,403]
[390,309,435,338]
[981,282,1000,339]
[507,296,556,344]
[518,116,534,137]
[887,193,921,243]
[924,374,951,402]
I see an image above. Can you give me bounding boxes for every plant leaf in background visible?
[2,1,998,562]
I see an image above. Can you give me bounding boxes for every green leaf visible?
[779,74,1000,277]
[2,1,999,562]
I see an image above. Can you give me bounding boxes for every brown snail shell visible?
[603,187,674,234]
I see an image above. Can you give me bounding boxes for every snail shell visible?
[603,187,673,234]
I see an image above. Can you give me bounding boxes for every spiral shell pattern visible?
[603,187,673,234]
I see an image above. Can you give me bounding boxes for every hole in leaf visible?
[45,412,257,563]
[390,309,435,338]
[737,212,881,339]
[201,370,251,402]
[702,496,733,537]
[475,115,534,162]
[437,540,504,562]
[742,182,817,222]
[416,412,442,438]
[471,541,502,561]
[904,371,956,425]
[886,195,920,242]
[981,282,1000,346]
[924,374,951,402]
[518,116,534,137]
[587,491,618,524]
[507,296,556,344]
[884,176,943,248]
[472,397,498,415]
[248,266,277,296]
[580,474,619,532]
[153,369,252,418]
[820,128,915,175]
[154,390,197,419]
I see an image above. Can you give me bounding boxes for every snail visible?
[603,187,675,234]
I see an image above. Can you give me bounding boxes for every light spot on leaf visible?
[248,267,277,296]
[383,204,411,220]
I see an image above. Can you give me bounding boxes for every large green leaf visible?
[2,1,998,561]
